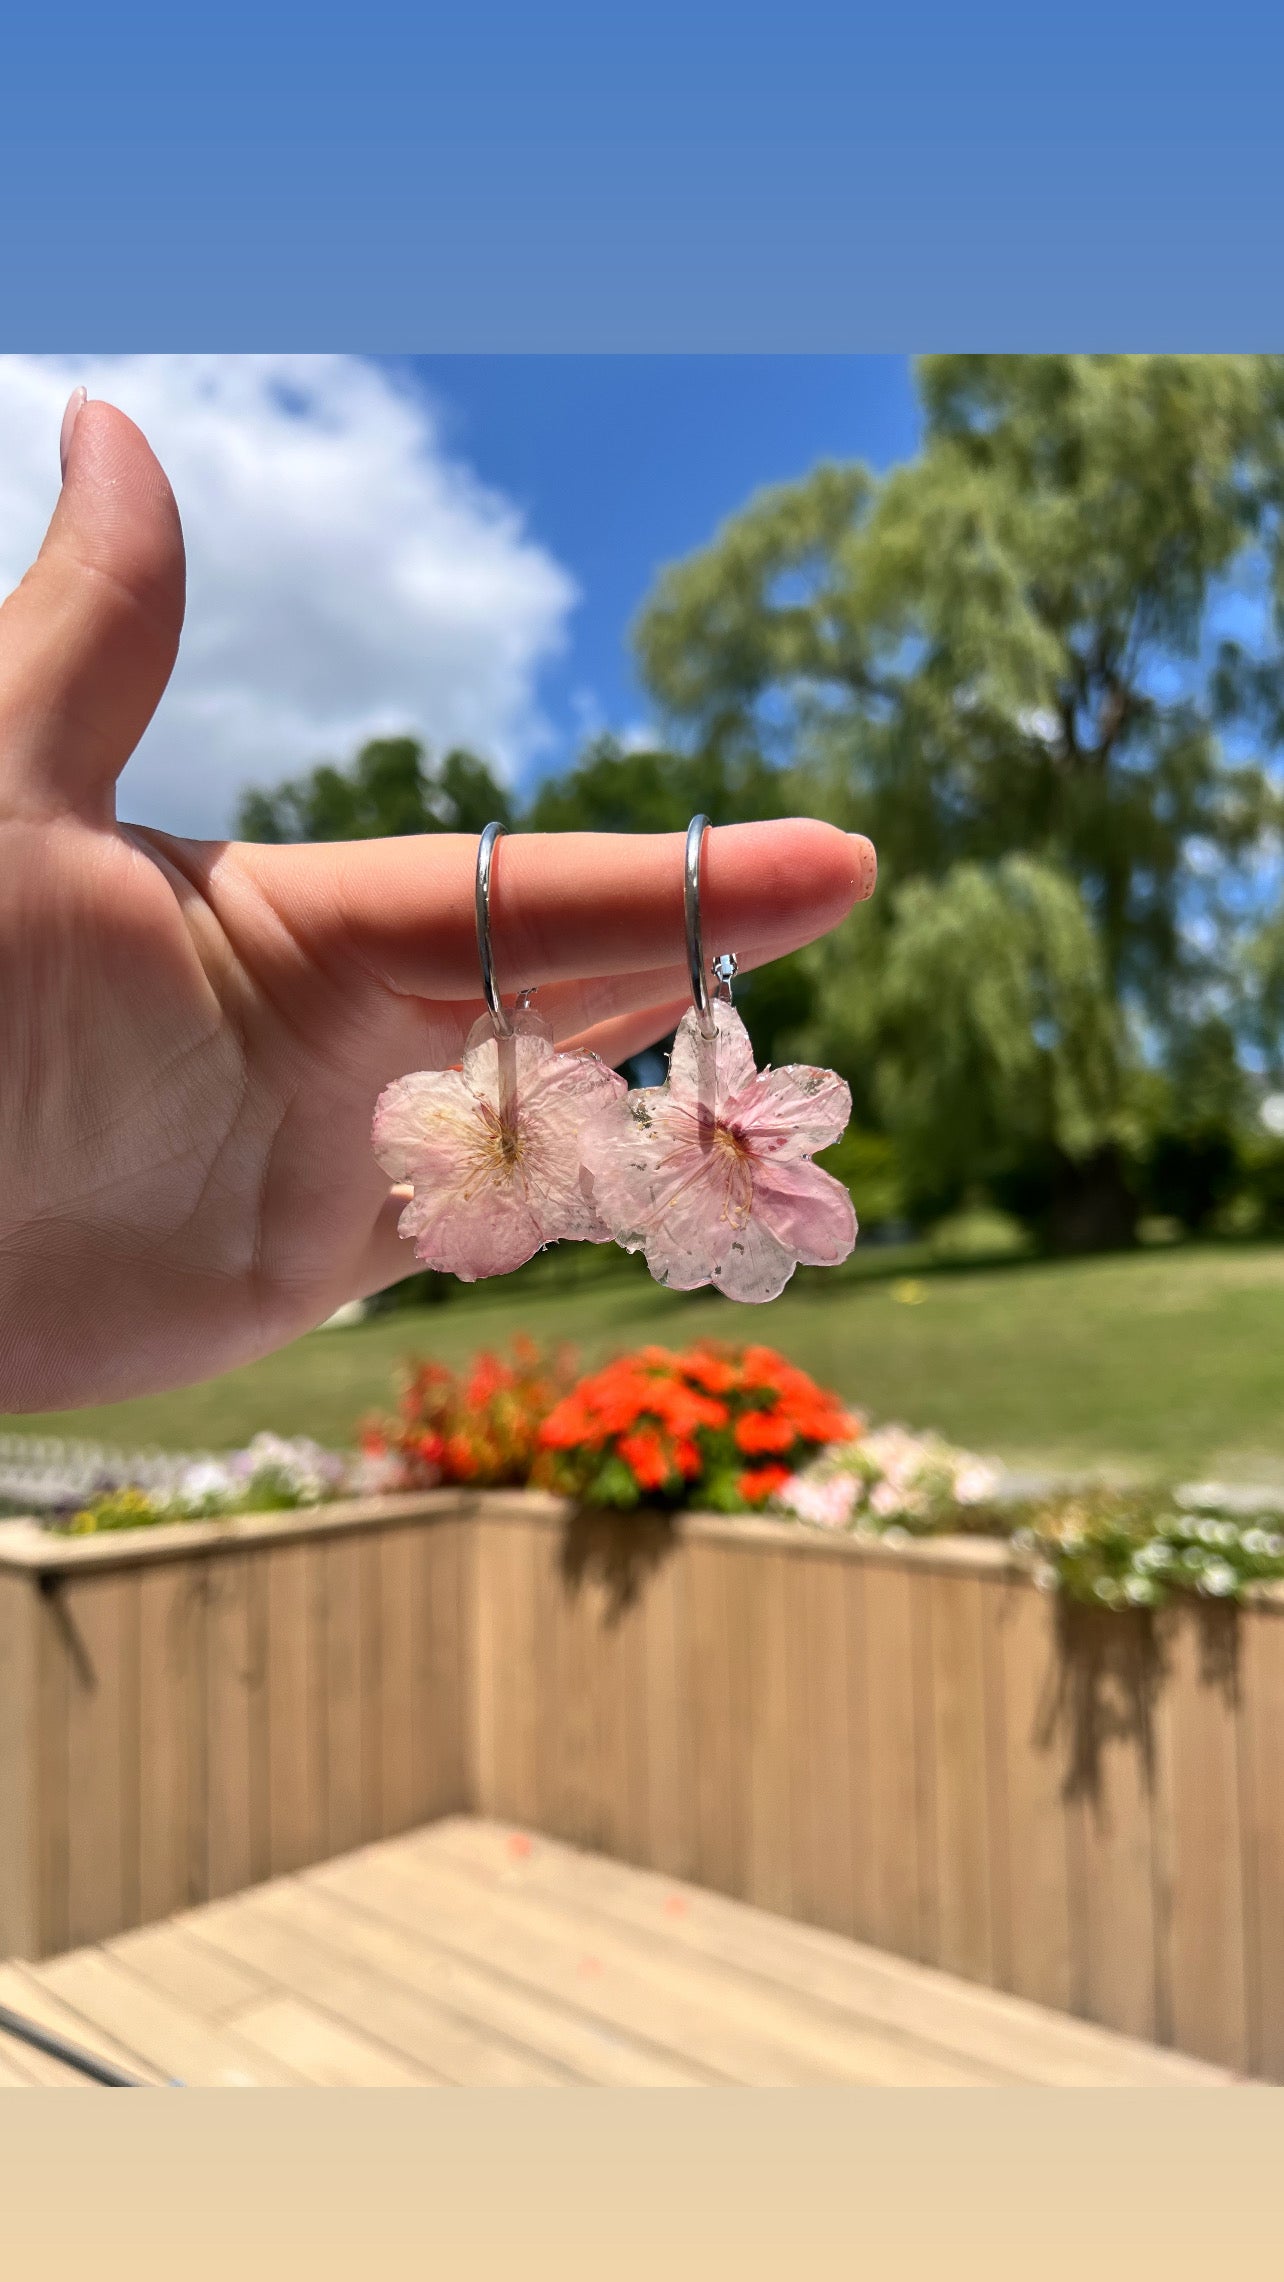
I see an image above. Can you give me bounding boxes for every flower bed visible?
[537,1341,857,1513]
[10,1333,1284,1612]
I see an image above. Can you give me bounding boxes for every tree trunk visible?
[1044,1146,1138,1255]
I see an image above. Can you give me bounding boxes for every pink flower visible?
[581,1001,857,1303]
[372,1009,627,1281]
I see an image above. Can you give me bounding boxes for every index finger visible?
[228,818,876,1000]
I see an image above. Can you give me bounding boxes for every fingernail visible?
[848,832,878,898]
[59,386,87,483]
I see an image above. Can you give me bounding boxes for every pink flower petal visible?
[581,998,856,1301]
[749,1158,858,1264]
[396,1177,546,1280]
[666,1000,757,1117]
[372,1007,627,1280]
[370,1066,476,1185]
[723,1063,852,1159]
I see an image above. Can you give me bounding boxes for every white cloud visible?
[0,355,577,837]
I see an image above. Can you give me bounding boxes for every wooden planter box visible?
[1,1487,1281,2079]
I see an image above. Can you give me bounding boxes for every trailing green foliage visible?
[1009,1488,1284,1610]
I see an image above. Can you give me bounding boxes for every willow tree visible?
[636,356,1284,1244]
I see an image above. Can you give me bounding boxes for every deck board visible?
[4,1815,1239,2089]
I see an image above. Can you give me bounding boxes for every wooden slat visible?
[32,1946,301,2086]
[0,1959,167,2084]
[265,1540,325,1878]
[427,1516,470,1816]
[993,1579,1074,2016]
[857,1562,925,1961]
[35,1585,71,1960]
[1239,1602,1284,2080]
[0,1571,39,1958]
[583,1552,634,1868]
[1155,1606,1248,2073]
[228,1995,433,2085]
[186,1883,566,2087]
[1067,1613,1160,2042]
[319,1536,365,1860]
[138,1562,205,1925]
[638,1538,695,1882]
[616,1548,655,1872]
[0,2033,73,2086]
[788,1550,856,1938]
[548,1525,606,1854]
[108,1917,269,2020]
[263,1873,709,2088]
[204,1554,256,1903]
[469,1518,505,1820]
[487,1519,542,1830]
[340,1832,1007,2087]
[744,1549,794,1919]
[842,1557,875,1946]
[684,1540,749,1904]
[374,1528,416,1837]
[926,1572,994,1986]
[426,1819,1232,2087]
[63,1572,140,1949]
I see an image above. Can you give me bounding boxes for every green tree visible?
[859,857,1136,1247]
[236,736,515,843]
[636,356,1284,1245]
[523,730,790,836]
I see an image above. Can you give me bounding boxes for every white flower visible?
[1200,1559,1238,1598]
[775,1474,858,1531]
[177,1459,236,1504]
[350,1446,409,1495]
[952,1461,999,1506]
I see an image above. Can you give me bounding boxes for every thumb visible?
[0,392,186,823]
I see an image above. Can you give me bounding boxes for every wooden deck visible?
[0,1817,1237,2088]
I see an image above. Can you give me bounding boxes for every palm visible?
[0,399,874,1411]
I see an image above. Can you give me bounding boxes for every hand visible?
[0,395,876,1411]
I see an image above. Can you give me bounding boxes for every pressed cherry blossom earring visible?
[580,815,858,1304]
[371,823,628,1282]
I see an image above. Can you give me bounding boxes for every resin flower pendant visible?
[372,1006,628,1282]
[582,999,857,1303]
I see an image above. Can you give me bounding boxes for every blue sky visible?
[400,356,920,790]
[5,4,1283,344]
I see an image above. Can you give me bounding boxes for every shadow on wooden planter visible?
[0,1489,1280,2081]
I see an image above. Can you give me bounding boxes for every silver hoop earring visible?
[577,816,859,1304]
[475,820,538,1038]
[370,824,627,1282]
[684,812,739,1039]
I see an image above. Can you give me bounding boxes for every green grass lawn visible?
[7,1239,1284,1483]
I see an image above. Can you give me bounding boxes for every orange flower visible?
[737,1464,792,1504]
[618,1431,672,1492]
[734,1410,797,1456]
[443,1431,478,1480]
[466,1351,511,1407]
